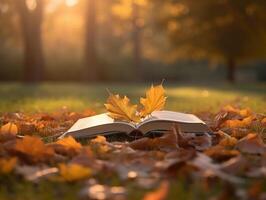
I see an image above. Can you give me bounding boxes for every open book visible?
[60,110,211,139]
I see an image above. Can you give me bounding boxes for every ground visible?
[0,82,265,200]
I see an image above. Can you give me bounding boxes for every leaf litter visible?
[0,85,266,199]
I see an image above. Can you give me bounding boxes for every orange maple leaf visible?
[104,93,140,122]
[14,136,54,163]
[139,84,166,117]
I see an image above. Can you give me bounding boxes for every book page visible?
[137,110,205,128]
[66,113,135,133]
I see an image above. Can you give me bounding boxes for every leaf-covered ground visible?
[0,83,266,200]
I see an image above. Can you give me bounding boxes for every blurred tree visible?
[156,0,266,83]
[84,0,99,81]
[111,0,148,80]
[15,0,45,82]
[132,0,143,80]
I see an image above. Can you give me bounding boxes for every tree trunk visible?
[16,0,45,82]
[84,0,98,81]
[132,1,143,81]
[227,58,236,83]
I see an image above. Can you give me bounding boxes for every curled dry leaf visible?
[142,181,169,200]
[104,93,140,122]
[236,133,266,155]
[139,84,166,117]
[59,163,91,182]
[14,136,54,163]
[0,157,17,174]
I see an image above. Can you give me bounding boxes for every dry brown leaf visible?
[52,136,82,156]
[217,131,238,147]
[223,105,252,117]
[14,136,54,163]
[90,136,112,154]
[261,117,266,127]
[236,133,266,154]
[129,131,177,151]
[204,146,240,162]
[58,163,91,182]
[142,181,169,200]
[0,123,18,142]
[0,122,18,135]
[0,157,17,174]
[139,84,166,117]
[222,116,255,128]
[104,93,140,122]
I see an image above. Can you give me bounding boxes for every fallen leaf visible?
[223,105,252,117]
[204,146,239,162]
[104,93,140,122]
[0,122,18,135]
[0,123,18,142]
[129,131,177,151]
[59,163,91,182]
[236,133,266,154]
[52,136,82,156]
[14,136,54,163]
[222,116,255,128]
[142,181,169,200]
[56,136,82,150]
[90,136,112,154]
[221,155,249,175]
[190,153,243,184]
[139,84,166,117]
[261,117,266,127]
[0,157,17,174]
[217,131,238,147]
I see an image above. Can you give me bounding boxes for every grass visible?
[0,82,265,114]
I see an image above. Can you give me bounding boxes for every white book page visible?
[67,113,134,133]
[137,110,205,128]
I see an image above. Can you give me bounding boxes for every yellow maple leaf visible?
[139,84,166,117]
[59,163,91,182]
[104,93,140,122]
[0,122,18,135]
[15,136,54,162]
[0,157,17,174]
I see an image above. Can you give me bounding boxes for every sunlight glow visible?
[65,0,78,7]
[26,0,37,11]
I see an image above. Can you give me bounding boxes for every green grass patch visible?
[0,82,265,113]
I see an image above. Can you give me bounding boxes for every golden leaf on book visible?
[140,84,167,117]
[104,93,140,123]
